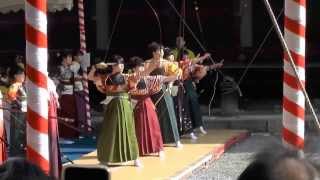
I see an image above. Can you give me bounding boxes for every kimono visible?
[147,60,181,144]
[97,73,139,163]
[57,65,78,138]
[70,62,89,133]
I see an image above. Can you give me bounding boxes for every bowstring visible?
[192,0,220,116]
[167,0,225,117]
[144,0,163,45]
[104,0,125,61]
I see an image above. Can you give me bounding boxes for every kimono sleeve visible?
[145,75,165,94]
[164,62,182,76]
[7,84,19,101]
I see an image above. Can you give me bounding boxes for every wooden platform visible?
[70,129,249,180]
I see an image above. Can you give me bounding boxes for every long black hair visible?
[127,56,144,70]
[148,42,163,57]
[163,47,173,60]
[109,54,124,64]
[59,51,72,64]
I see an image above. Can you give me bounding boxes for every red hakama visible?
[131,76,165,156]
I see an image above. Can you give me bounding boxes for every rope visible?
[208,72,219,117]
[0,103,96,135]
[154,87,170,107]
[166,0,238,118]
[0,106,88,165]
[262,0,320,131]
[236,8,284,87]
[77,0,92,133]
[166,0,240,92]
[193,1,206,48]
[0,108,74,165]
[191,0,220,116]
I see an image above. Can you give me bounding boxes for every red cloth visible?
[179,60,192,80]
[179,60,207,81]
[0,92,7,164]
[134,97,163,156]
[0,107,7,164]
[49,94,62,180]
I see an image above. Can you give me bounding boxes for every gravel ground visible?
[188,133,320,180]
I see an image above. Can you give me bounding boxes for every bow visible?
[144,0,163,45]
[104,0,124,61]
[192,1,220,116]
[104,0,163,61]
[166,0,242,117]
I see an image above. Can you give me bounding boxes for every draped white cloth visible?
[0,0,73,13]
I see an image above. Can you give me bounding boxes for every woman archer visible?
[88,55,158,167]
[177,50,223,137]
[145,42,183,148]
[128,56,178,157]
[89,55,141,166]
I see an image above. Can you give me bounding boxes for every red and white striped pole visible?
[25,0,49,173]
[78,0,86,54]
[78,0,91,132]
[282,0,306,150]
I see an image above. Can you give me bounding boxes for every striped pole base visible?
[282,0,306,150]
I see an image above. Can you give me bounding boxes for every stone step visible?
[90,110,320,134]
[204,115,319,134]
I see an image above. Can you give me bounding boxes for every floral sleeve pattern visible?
[145,75,165,95]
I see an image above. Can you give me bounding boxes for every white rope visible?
[262,0,320,131]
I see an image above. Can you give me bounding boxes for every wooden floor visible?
[70,129,249,180]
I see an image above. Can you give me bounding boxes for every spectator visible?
[238,145,320,180]
[0,158,50,180]
[7,66,26,157]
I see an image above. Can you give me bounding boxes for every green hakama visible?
[151,86,180,144]
[184,80,203,128]
[97,92,139,163]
